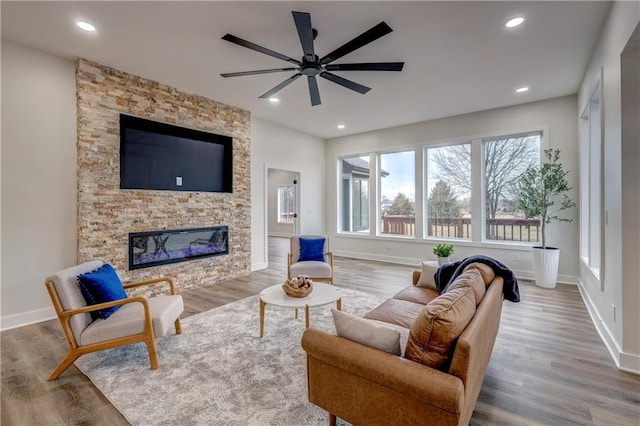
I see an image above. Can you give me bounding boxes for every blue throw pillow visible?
[298,237,326,262]
[78,264,128,320]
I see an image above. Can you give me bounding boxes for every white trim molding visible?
[1,307,55,331]
[578,279,640,375]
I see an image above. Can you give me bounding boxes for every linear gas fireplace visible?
[129,226,228,270]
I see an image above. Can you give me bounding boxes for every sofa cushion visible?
[462,262,496,285]
[364,299,426,329]
[393,285,439,305]
[416,262,439,289]
[405,285,476,370]
[444,269,486,305]
[332,309,401,355]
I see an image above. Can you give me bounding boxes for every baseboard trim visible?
[268,232,293,238]
[1,307,56,331]
[333,250,578,285]
[251,262,268,271]
[332,250,421,267]
[577,279,640,375]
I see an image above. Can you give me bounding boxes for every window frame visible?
[579,72,604,285]
[335,127,548,250]
[276,185,295,224]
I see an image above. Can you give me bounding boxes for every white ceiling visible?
[1,1,610,139]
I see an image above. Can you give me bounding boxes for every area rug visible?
[74,288,386,425]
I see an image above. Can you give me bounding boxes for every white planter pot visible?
[437,256,450,265]
[532,247,560,288]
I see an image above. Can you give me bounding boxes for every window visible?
[340,156,371,232]
[337,129,544,246]
[483,132,541,242]
[380,151,415,236]
[277,185,295,223]
[580,78,602,276]
[426,144,472,239]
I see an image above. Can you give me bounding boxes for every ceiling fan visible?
[220,11,404,106]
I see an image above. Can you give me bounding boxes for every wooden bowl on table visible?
[282,275,314,298]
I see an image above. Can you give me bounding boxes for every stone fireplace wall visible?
[76,59,251,294]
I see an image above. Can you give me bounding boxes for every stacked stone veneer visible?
[76,59,251,295]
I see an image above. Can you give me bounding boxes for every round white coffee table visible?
[259,282,342,337]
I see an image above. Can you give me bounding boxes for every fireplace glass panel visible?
[129,226,228,270]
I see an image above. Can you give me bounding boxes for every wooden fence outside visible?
[381,216,541,242]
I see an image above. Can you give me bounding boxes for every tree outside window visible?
[380,151,415,236]
[427,144,470,239]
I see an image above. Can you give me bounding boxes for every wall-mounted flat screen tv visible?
[120,114,233,193]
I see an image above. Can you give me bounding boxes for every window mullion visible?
[471,139,483,242]
[371,153,379,236]
[414,148,424,239]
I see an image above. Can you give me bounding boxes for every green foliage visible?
[515,148,576,249]
[387,192,415,216]
[433,243,454,257]
[428,180,461,218]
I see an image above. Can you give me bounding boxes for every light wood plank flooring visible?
[2,237,639,425]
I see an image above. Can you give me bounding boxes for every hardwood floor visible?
[2,237,639,425]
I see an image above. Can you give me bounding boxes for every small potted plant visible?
[433,243,454,265]
[516,148,575,288]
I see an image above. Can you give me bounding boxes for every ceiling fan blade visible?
[221,68,298,78]
[307,75,321,106]
[222,34,301,65]
[292,11,315,61]
[258,73,303,99]
[320,72,371,94]
[319,22,393,65]
[325,62,404,72]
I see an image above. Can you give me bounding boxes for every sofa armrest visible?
[301,328,465,414]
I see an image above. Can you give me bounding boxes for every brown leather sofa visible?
[301,263,504,426]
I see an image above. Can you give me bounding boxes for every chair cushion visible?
[80,295,184,346]
[78,264,128,320]
[291,235,327,263]
[290,261,332,279]
[298,237,326,261]
[404,286,476,370]
[332,309,401,355]
[46,260,104,343]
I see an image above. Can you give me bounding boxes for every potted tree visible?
[433,243,454,265]
[516,148,575,288]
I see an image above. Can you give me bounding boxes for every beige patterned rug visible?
[74,288,385,425]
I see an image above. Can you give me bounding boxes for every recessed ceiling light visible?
[505,17,524,28]
[337,124,345,129]
[76,21,96,32]
[516,87,529,93]
[268,97,279,103]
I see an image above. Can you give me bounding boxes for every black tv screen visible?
[120,114,233,193]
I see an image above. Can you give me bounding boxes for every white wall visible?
[326,96,579,282]
[577,1,640,373]
[267,169,296,237]
[251,118,325,270]
[1,41,77,329]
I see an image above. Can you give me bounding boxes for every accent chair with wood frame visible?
[288,235,334,284]
[45,260,183,380]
